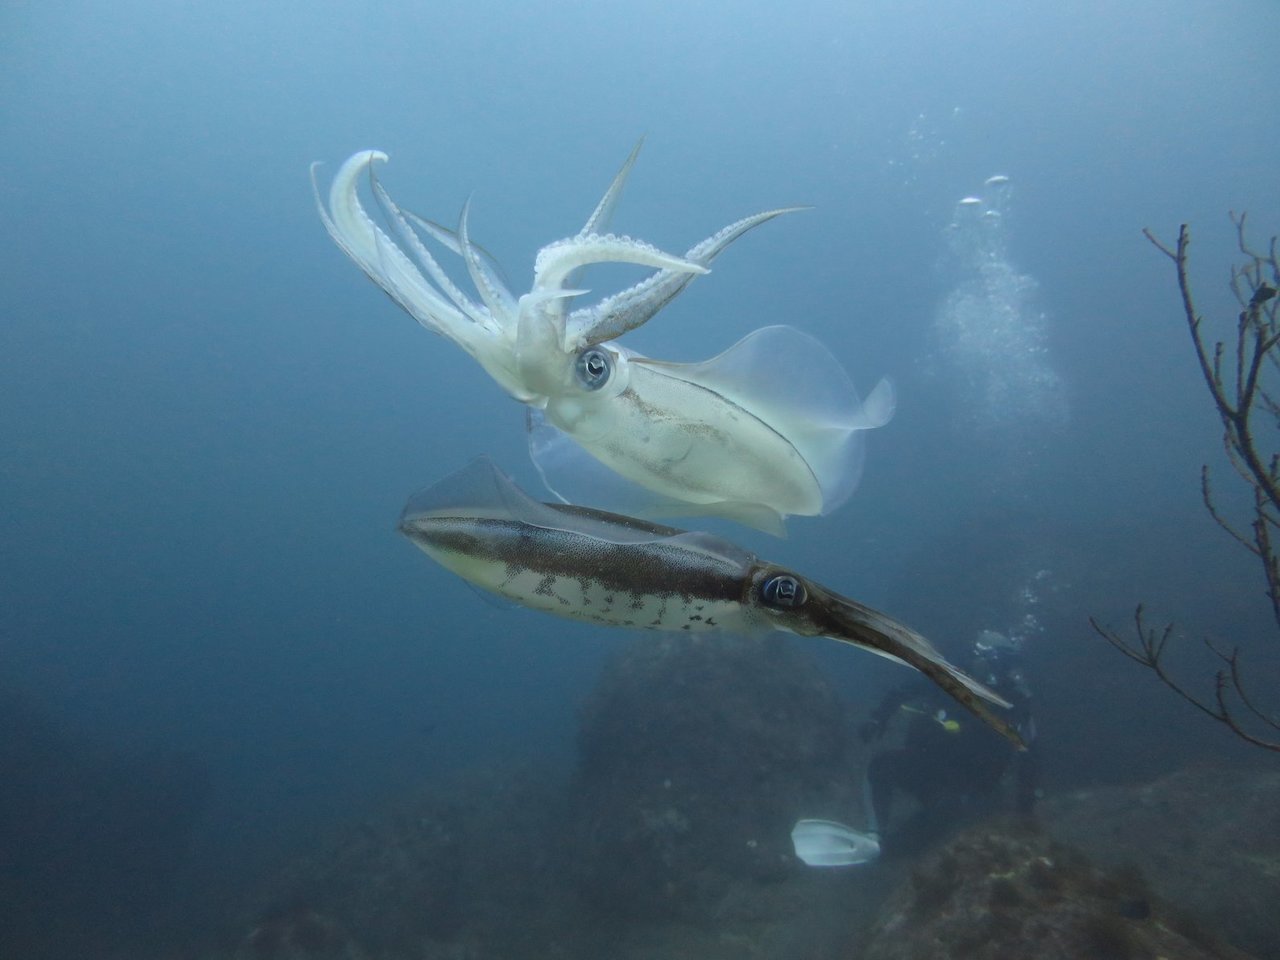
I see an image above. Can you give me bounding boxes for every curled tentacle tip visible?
[518,289,590,314]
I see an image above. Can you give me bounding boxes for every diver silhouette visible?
[859,629,1040,856]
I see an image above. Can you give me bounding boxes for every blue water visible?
[2,0,1278,953]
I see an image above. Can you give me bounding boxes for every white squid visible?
[313,146,894,533]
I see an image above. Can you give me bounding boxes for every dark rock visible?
[0,690,211,958]
[235,904,366,960]
[251,766,573,958]
[859,820,1255,960]
[1043,765,1280,959]
[570,633,858,919]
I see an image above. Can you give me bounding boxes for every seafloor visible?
[5,634,1277,959]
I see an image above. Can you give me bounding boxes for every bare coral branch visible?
[1090,609,1280,751]
[1099,217,1280,752]
[1200,465,1254,552]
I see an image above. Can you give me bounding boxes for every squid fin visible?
[637,326,893,513]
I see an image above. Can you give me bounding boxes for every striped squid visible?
[398,458,1024,748]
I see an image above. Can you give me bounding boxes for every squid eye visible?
[575,348,612,390]
[761,574,807,609]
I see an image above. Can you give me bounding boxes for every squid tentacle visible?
[397,210,519,319]
[578,139,644,239]
[315,153,480,339]
[456,198,515,324]
[532,234,706,296]
[369,176,495,332]
[566,207,806,349]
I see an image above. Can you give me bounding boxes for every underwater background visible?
[2,0,1279,957]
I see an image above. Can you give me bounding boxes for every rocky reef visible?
[569,632,859,919]
[234,904,368,960]
[228,632,870,958]
[858,820,1253,960]
[1043,766,1280,960]
[236,766,575,959]
[0,690,211,959]
[220,637,1277,960]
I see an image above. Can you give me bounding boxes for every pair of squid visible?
[315,147,1022,747]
